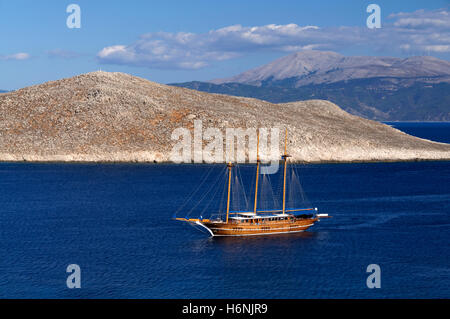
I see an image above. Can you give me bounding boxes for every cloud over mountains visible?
[97,8,450,70]
[97,24,319,69]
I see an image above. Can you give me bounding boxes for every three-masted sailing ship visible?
[175,130,330,237]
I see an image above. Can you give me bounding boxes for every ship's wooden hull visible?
[202,218,318,237]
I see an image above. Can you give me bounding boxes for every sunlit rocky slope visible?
[0,71,449,163]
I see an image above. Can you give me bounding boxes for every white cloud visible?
[97,24,324,69]
[390,8,450,29]
[97,8,450,69]
[424,45,450,53]
[0,52,31,61]
[385,8,450,53]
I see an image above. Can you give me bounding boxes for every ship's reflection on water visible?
[214,230,318,244]
[188,230,324,256]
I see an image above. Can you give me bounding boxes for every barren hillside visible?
[0,71,449,163]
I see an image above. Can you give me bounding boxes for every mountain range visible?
[172,51,450,121]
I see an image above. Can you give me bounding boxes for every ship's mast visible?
[282,129,290,215]
[226,162,233,223]
[253,130,260,214]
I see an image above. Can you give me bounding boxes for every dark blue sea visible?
[0,123,449,298]
[385,122,450,144]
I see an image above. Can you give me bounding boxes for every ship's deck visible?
[229,213,291,220]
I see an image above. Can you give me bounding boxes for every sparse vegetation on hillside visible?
[1,71,449,163]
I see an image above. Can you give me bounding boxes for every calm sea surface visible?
[385,121,450,144]
[0,123,449,298]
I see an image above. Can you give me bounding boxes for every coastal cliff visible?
[0,71,449,163]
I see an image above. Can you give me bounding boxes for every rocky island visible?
[0,71,449,163]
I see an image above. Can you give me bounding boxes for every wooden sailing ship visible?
[175,130,330,237]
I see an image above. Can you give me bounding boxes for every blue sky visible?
[1,0,449,90]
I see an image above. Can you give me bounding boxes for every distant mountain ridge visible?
[172,51,450,121]
[211,51,450,86]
